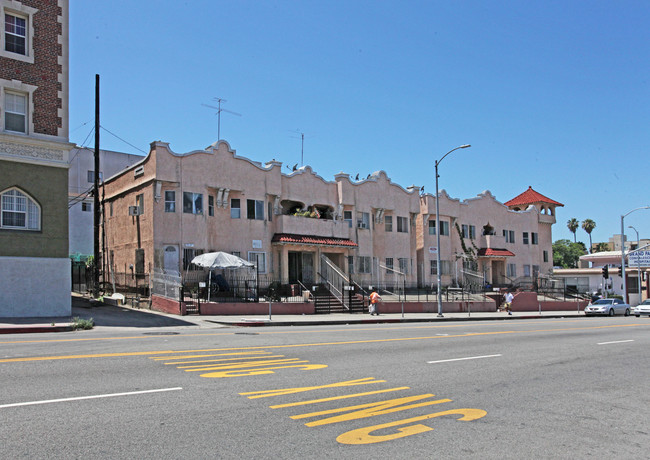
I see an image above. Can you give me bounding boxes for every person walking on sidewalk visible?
[369,290,382,315]
[504,291,514,315]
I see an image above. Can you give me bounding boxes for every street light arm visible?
[622,205,650,219]
[437,144,471,166]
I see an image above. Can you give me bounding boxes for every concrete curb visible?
[0,325,74,334]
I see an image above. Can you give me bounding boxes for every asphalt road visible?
[1,317,648,459]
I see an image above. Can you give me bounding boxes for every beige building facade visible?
[102,140,561,294]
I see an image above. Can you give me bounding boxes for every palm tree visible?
[581,219,596,253]
[567,218,579,242]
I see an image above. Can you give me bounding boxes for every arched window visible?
[0,188,40,230]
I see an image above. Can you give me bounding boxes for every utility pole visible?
[93,74,100,298]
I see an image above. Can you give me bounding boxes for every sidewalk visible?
[0,294,586,334]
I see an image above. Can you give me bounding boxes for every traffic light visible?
[618,266,623,277]
[602,266,609,279]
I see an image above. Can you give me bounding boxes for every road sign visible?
[628,250,650,267]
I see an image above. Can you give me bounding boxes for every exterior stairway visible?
[313,285,366,314]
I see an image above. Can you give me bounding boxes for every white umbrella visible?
[191,251,254,269]
[190,252,254,302]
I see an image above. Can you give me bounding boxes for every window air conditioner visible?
[357,221,368,229]
[128,206,141,216]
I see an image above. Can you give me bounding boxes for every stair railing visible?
[319,254,349,310]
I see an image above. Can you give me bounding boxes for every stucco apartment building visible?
[0,0,73,317]
[102,140,562,292]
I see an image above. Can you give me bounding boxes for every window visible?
[397,216,408,233]
[164,191,175,212]
[469,225,476,240]
[385,257,394,273]
[230,198,240,218]
[357,212,370,229]
[398,257,409,275]
[4,13,26,55]
[208,195,214,216]
[347,255,354,274]
[87,170,103,183]
[248,252,266,273]
[4,91,26,133]
[247,199,264,220]
[358,256,371,274]
[431,260,451,275]
[183,192,202,214]
[1,188,40,230]
[543,250,548,263]
[81,202,91,212]
[231,251,241,258]
[344,211,352,228]
[461,224,469,238]
[268,202,273,222]
[507,263,517,278]
[183,248,203,270]
[384,215,393,232]
[429,220,436,235]
[432,220,449,236]
[503,229,515,243]
[523,232,529,245]
[532,232,539,245]
[524,265,531,277]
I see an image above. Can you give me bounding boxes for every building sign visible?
[428,246,437,254]
[628,250,650,267]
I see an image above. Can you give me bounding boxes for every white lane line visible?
[0,387,182,409]
[597,340,634,345]
[427,354,502,364]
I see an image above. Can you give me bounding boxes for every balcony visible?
[275,215,352,239]
[538,213,556,224]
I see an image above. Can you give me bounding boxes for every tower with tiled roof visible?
[504,186,563,224]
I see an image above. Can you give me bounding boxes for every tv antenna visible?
[202,97,241,141]
[289,129,309,167]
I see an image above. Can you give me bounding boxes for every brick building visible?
[0,0,73,317]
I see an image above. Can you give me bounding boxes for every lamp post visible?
[620,206,650,303]
[628,225,642,305]
[435,144,471,317]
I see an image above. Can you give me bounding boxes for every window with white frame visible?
[4,12,26,55]
[507,263,517,278]
[248,252,266,273]
[164,191,175,212]
[4,91,26,133]
[385,257,394,274]
[384,215,393,232]
[357,212,370,229]
[87,171,103,183]
[247,199,264,220]
[358,256,371,274]
[398,257,409,275]
[430,260,451,275]
[431,220,449,236]
[230,198,240,218]
[2,3,37,62]
[523,232,529,245]
[503,229,515,243]
[1,188,40,230]
[397,216,408,233]
[183,192,202,214]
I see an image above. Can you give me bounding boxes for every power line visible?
[99,125,148,154]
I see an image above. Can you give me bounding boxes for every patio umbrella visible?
[191,252,255,302]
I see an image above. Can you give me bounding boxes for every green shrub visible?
[71,317,94,330]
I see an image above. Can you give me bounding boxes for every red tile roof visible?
[504,186,564,208]
[477,248,515,257]
[272,233,358,247]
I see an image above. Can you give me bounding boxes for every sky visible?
[69,1,650,247]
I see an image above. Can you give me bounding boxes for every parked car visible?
[584,298,631,316]
[634,299,650,317]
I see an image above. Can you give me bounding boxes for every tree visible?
[581,219,596,253]
[553,239,587,268]
[593,242,609,253]
[567,218,579,242]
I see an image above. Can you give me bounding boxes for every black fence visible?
[71,263,151,307]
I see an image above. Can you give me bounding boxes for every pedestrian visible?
[504,291,514,315]
[369,290,381,315]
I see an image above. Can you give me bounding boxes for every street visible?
[1,317,648,459]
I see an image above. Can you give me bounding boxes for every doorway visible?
[288,251,315,284]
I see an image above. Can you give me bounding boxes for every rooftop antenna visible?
[289,129,307,166]
[202,97,241,141]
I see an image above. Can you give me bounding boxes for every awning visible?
[272,233,357,247]
[477,248,515,257]
[579,250,625,266]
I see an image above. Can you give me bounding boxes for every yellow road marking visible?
[0,323,645,363]
[269,387,411,408]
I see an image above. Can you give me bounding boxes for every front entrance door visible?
[164,245,179,274]
[288,251,315,284]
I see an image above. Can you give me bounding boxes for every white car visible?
[584,298,631,316]
[634,299,650,317]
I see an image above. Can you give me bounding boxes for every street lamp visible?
[435,144,471,317]
[628,225,642,305]
[620,206,650,303]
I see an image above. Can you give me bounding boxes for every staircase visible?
[314,285,366,314]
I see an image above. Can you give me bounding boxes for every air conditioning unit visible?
[357,221,368,229]
[128,206,141,216]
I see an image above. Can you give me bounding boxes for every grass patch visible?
[71,317,95,330]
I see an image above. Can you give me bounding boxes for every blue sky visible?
[69,1,650,247]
